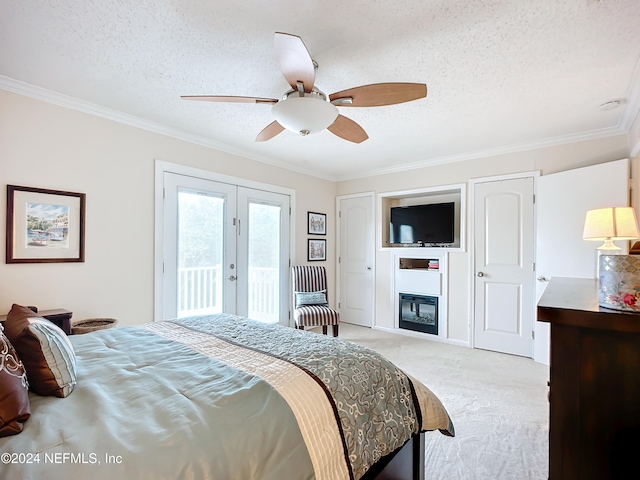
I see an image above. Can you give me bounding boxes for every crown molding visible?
[0,75,337,182]
[1,75,636,184]
[337,125,627,182]
[619,54,640,133]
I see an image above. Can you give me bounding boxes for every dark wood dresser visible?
[0,308,73,335]
[538,277,640,480]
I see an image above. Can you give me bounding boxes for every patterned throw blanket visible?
[147,314,454,480]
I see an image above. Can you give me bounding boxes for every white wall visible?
[0,90,336,325]
[2,87,635,340]
[337,135,630,344]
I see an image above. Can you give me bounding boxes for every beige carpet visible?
[335,323,550,480]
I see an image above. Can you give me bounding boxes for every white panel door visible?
[534,158,629,364]
[338,194,374,327]
[474,177,535,357]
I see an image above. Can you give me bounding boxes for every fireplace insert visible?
[399,293,438,335]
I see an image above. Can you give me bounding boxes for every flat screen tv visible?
[390,202,455,245]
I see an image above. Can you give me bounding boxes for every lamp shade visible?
[583,206,639,250]
[271,95,338,135]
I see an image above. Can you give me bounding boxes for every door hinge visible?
[339,302,341,309]
[163,187,165,199]
[532,330,535,339]
[532,262,535,271]
[339,210,341,218]
[338,256,341,264]
[533,194,535,204]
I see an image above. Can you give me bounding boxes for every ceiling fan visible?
[181,32,427,144]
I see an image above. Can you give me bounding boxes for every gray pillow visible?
[295,290,328,308]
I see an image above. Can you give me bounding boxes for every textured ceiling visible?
[1,0,640,180]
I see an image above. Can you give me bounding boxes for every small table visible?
[0,308,73,335]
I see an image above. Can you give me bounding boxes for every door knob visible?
[477,272,484,277]
[228,275,237,281]
[366,266,372,271]
[537,276,549,282]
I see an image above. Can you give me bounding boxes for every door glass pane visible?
[177,190,224,317]
[247,202,280,323]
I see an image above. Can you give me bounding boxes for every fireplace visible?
[399,293,438,335]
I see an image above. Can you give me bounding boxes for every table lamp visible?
[583,206,640,311]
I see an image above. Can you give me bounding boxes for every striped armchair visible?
[291,265,339,337]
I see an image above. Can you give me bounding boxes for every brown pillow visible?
[0,324,30,437]
[4,304,77,398]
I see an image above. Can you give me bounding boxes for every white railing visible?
[247,267,279,323]
[178,265,279,322]
[178,265,223,317]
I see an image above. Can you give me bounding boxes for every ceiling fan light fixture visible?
[271,92,339,135]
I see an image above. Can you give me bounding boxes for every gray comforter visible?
[0,314,454,480]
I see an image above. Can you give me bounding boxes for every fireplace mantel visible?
[393,252,448,340]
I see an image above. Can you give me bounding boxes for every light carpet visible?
[335,323,550,480]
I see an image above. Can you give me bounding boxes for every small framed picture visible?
[6,185,86,263]
[308,211,326,235]
[308,239,327,262]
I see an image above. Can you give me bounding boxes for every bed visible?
[0,312,454,479]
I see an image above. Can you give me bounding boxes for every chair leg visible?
[322,325,328,335]
[332,325,339,337]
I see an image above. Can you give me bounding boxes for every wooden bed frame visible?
[366,433,425,480]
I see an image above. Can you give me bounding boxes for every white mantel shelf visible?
[393,252,449,341]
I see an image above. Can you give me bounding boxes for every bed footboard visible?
[361,432,425,480]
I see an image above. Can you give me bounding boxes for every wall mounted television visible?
[389,202,455,245]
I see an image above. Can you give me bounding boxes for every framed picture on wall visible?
[6,185,86,263]
[308,211,326,235]
[308,239,326,261]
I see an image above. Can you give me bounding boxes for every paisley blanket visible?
[0,314,453,480]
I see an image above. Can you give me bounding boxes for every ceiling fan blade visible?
[274,32,316,93]
[329,83,427,107]
[181,95,278,105]
[327,115,369,144]
[255,121,285,142]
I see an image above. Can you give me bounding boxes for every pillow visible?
[0,324,30,437]
[295,290,328,308]
[4,304,77,398]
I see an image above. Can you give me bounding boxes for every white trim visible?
[467,171,540,351]
[377,183,467,252]
[336,192,376,328]
[373,325,469,348]
[620,54,640,134]
[0,76,336,182]
[1,75,636,183]
[336,128,626,181]
[469,170,541,184]
[154,160,296,322]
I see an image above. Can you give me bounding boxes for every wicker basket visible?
[71,317,118,335]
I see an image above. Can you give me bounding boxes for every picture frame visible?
[307,239,327,262]
[6,185,86,263]
[307,211,326,235]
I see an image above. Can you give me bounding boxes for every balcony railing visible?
[178,265,279,323]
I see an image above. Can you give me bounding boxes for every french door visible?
[161,172,290,324]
